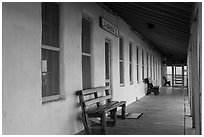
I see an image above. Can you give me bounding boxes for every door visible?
[173,66,184,86]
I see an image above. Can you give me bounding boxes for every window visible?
[105,40,111,86]
[119,37,124,86]
[158,61,161,79]
[142,50,144,80]
[157,60,159,80]
[129,42,133,84]
[153,56,155,80]
[146,52,149,78]
[82,17,92,89]
[41,3,60,102]
[150,54,152,79]
[155,60,157,80]
[136,46,139,82]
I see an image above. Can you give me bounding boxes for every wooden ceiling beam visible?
[112,3,190,27]
[143,2,191,18]
[120,11,190,36]
[110,5,190,34]
[126,3,190,23]
[129,18,189,42]
[160,2,193,12]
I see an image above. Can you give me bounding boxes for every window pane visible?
[105,43,109,79]
[120,62,124,84]
[42,3,59,25]
[137,65,139,82]
[42,49,59,97]
[147,52,149,77]
[129,43,132,62]
[119,38,123,60]
[82,55,91,89]
[136,47,139,65]
[130,63,132,83]
[142,50,144,79]
[42,3,59,47]
[167,66,172,74]
[82,18,91,54]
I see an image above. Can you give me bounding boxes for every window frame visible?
[146,52,149,78]
[41,2,60,103]
[136,46,139,83]
[142,49,144,80]
[81,16,92,90]
[129,42,133,84]
[119,37,125,86]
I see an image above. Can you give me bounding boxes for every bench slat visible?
[82,86,110,95]
[84,95,112,106]
[102,101,126,113]
[87,101,119,113]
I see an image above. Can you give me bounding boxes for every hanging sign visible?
[100,17,119,37]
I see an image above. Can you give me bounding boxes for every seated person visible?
[143,78,159,95]
[163,76,171,86]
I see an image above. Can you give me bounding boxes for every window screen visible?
[82,17,91,89]
[41,2,60,99]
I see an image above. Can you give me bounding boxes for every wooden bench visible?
[143,78,159,95]
[76,86,126,134]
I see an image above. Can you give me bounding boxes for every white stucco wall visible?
[3,2,162,134]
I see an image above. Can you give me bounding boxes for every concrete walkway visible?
[77,87,195,135]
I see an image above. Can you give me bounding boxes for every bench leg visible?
[110,108,117,126]
[101,112,107,134]
[82,113,92,134]
[121,104,126,119]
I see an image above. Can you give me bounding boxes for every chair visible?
[143,78,159,95]
[163,76,171,86]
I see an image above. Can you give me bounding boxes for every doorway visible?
[165,65,187,87]
[174,66,183,86]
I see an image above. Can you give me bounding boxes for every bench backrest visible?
[76,86,112,111]
[144,78,153,89]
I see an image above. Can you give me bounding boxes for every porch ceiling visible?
[102,2,193,63]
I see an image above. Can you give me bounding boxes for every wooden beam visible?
[160,2,193,12]
[135,3,191,19]
[108,3,190,32]
[129,18,190,41]
[127,3,190,23]
[117,10,190,35]
[144,2,191,18]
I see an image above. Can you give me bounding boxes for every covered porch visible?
[77,87,194,135]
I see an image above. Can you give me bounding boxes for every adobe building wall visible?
[3,2,162,134]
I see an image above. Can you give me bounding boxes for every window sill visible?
[120,84,125,87]
[42,95,65,104]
